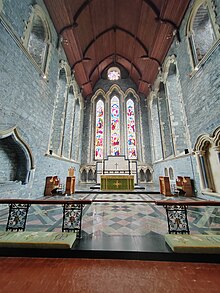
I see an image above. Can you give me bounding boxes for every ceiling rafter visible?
[83,25,148,57]
[89,53,142,81]
[73,0,160,24]
[44,0,191,98]
[59,0,178,37]
[129,0,144,79]
[87,0,100,79]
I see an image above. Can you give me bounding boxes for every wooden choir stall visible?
[44,167,76,196]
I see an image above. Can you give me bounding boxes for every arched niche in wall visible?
[0,127,34,184]
[194,125,220,194]
[146,169,152,182]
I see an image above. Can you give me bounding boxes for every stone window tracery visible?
[126,99,137,159]
[111,96,120,156]
[22,5,51,76]
[187,0,220,68]
[92,86,140,161]
[194,126,220,195]
[95,100,104,159]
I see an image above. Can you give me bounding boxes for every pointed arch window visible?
[27,14,50,71]
[187,0,219,67]
[111,96,120,156]
[126,99,137,159]
[95,100,104,159]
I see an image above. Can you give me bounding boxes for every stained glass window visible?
[95,100,104,159]
[111,96,120,156]
[126,99,137,159]
[107,67,121,81]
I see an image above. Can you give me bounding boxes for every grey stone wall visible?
[176,2,220,146]
[81,96,92,165]
[153,155,200,195]
[0,0,81,198]
[158,83,173,158]
[152,0,220,197]
[139,93,152,164]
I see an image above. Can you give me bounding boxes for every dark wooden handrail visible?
[0,198,219,206]
[155,200,220,206]
[0,198,92,205]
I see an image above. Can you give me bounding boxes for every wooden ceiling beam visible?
[89,53,142,81]
[83,25,148,57]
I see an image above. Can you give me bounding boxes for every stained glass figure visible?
[111,96,120,155]
[95,100,104,159]
[126,99,137,159]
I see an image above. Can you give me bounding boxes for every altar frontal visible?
[101,175,134,191]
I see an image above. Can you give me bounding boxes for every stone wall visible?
[152,0,220,196]
[0,0,82,198]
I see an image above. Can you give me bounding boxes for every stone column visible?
[195,150,213,192]
[213,146,220,162]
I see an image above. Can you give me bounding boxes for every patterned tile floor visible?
[0,191,220,237]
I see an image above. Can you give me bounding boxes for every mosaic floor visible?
[0,192,220,237]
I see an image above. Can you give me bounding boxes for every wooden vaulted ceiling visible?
[44,0,190,98]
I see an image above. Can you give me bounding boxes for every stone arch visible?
[164,167,168,176]
[194,126,220,194]
[72,98,81,161]
[186,0,220,68]
[0,127,34,184]
[146,169,152,182]
[139,169,145,182]
[81,169,87,182]
[169,167,174,180]
[151,94,163,161]
[22,4,52,75]
[49,66,68,156]
[157,82,173,158]
[90,84,142,162]
[88,169,94,181]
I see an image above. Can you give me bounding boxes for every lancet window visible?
[95,100,104,159]
[111,96,120,156]
[126,99,137,159]
[92,87,140,161]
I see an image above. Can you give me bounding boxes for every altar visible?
[96,155,138,185]
[101,175,134,191]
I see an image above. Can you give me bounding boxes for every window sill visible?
[45,153,79,164]
[202,190,220,198]
[190,38,220,79]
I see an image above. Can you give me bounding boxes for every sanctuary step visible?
[0,232,219,263]
[90,184,145,190]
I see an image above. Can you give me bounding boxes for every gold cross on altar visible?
[113,180,121,188]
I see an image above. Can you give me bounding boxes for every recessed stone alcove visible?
[0,127,34,185]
